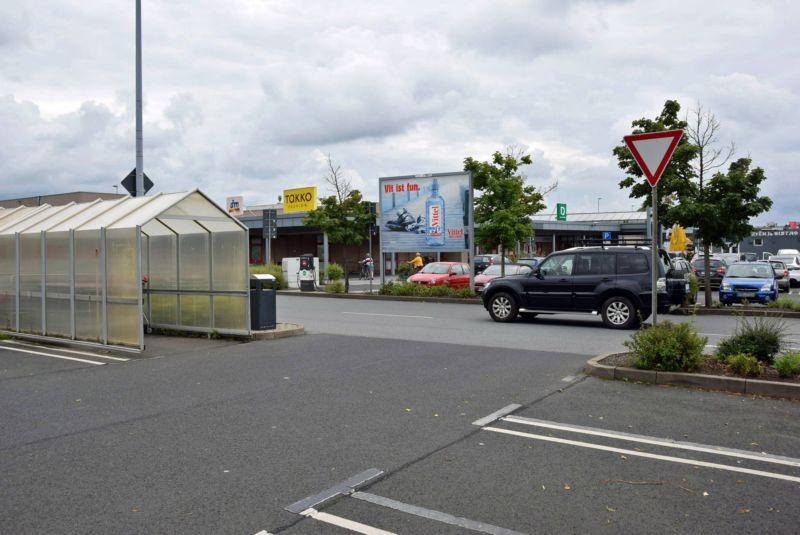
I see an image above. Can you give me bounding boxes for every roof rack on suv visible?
[571,238,652,248]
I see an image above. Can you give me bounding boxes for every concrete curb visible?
[678,306,800,318]
[250,323,305,340]
[585,353,800,400]
[277,290,483,306]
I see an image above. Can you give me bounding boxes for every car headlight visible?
[430,278,438,284]
[761,283,773,291]
[483,281,491,290]
[721,282,731,291]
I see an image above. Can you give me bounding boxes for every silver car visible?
[760,260,791,293]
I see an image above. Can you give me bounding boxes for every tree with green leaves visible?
[464,151,546,275]
[302,155,375,290]
[615,100,772,306]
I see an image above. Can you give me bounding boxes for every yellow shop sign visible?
[283,186,317,213]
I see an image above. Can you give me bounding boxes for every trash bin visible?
[250,274,277,330]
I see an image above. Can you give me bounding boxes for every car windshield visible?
[482,265,503,275]
[419,263,451,274]
[726,264,772,278]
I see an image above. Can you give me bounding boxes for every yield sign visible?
[623,129,683,187]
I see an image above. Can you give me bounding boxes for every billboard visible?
[283,186,317,214]
[379,172,472,253]
[226,195,243,216]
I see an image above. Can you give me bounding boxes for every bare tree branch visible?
[685,103,735,190]
[323,153,352,204]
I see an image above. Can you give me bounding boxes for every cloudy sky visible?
[1,0,798,224]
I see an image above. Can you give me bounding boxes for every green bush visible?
[395,263,415,281]
[377,281,475,298]
[250,263,287,289]
[725,354,764,377]
[767,297,800,311]
[774,352,800,377]
[624,320,707,372]
[325,263,344,281]
[715,315,787,365]
[324,281,344,293]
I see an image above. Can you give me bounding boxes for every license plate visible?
[736,291,756,297]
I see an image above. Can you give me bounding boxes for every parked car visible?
[787,265,800,287]
[408,261,471,288]
[669,257,697,304]
[690,257,727,289]
[517,257,546,269]
[718,262,778,305]
[473,254,511,274]
[777,249,800,256]
[767,254,800,269]
[481,246,684,329]
[474,263,532,293]
[758,259,790,293]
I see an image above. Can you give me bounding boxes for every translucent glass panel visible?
[213,296,247,330]
[105,228,139,347]
[212,231,247,292]
[180,295,210,327]
[19,233,42,334]
[0,235,15,330]
[162,192,224,219]
[149,233,177,290]
[107,303,139,347]
[73,230,102,342]
[45,232,71,337]
[150,294,177,325]
[179,231,210,291]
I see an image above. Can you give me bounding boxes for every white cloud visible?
[1,0,798,225]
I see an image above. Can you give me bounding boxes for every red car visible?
[474,263,532,293]
[408,262,471,288]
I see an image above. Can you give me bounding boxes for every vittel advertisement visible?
[379,172,472,253]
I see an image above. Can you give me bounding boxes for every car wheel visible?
[488,292,518,322]
[601,296,638,329]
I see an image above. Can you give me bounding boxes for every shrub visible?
[774,352,800,378]
[767,297,799,311]
[250,263,287,289]
[324,281,344,293]
[429,284,453,297]
[725,354,764,377]
[624,320,707,372]
[325,263,344,282]
[715,315,787,365]
[396,263,415,281]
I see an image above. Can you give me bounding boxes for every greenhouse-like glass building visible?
[0,190,249,351]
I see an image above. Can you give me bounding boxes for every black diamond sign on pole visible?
[121,168,154,196]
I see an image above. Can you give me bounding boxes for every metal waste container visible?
[250,274,277,330]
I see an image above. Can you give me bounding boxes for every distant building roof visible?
[532,211,646,223]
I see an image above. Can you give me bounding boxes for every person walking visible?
[407,252,423,273]
[359,253,374,280]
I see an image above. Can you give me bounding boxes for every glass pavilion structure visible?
[0,190,249,350]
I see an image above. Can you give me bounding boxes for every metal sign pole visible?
[135,0,144,197]
[651,186,658,326]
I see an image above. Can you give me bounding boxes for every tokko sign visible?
[282,186,317,214]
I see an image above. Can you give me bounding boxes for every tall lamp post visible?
[597,196,602,213]
[135,0,144,197]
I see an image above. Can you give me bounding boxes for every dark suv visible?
[481,247,686,329]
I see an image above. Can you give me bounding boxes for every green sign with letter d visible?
[556,203,567,221]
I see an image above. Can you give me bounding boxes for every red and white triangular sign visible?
[623,129,683,187]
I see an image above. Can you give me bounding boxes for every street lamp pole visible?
[597,197,602,213]
[135,0,144,197]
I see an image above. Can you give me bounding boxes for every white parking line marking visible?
[301,508,396,535]
[2,340,129,361]
[502,416,800,468]
[343,312,434,319]
[0,346,105,366]
[352,492,527,535]
[472,404,522,427]
[483,427,800,484]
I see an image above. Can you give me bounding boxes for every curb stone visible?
[250,323,305,340]
[585,353,800,400]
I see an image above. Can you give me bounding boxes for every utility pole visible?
[135,0,144,197]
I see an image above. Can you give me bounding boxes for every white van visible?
[777,248,800,255]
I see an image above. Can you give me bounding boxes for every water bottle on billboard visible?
[425,178,445,246]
